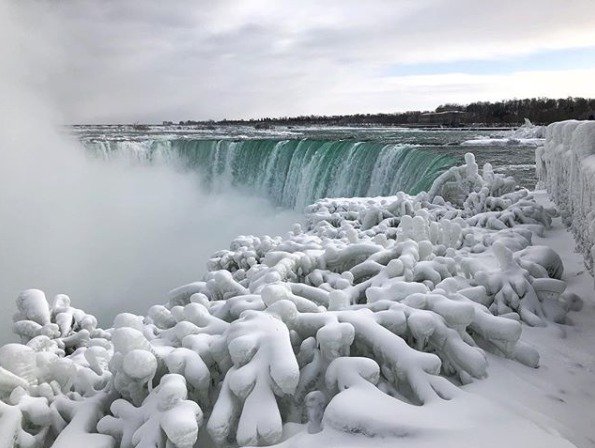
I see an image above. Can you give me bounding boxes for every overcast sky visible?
[11,0,595,123]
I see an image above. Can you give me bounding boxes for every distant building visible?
[162,121,174,125]
[419,111,466,126]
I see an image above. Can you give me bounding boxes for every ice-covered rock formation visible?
[0,153,582,447]
[536,120,595,273]
[462,119,546,147]
[512,118,546,139]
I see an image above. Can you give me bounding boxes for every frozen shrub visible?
[0,150,582,446]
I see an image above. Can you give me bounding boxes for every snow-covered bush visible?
[12,290,102,353]
[97,374,202,448]
[0,152,582,447]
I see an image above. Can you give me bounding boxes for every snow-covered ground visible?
[466,191,595,448]
[0,129,594,448]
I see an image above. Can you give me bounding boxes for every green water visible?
[87,138,459,208]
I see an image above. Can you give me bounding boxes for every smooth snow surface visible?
[273,391,576,448]
[0,150,593,448]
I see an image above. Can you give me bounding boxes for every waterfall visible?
[85,138,459,209]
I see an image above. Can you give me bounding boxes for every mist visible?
[0,2,299,342]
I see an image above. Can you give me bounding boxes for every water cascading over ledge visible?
[85,139,459,209]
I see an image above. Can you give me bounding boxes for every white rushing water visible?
[84,139,458,209]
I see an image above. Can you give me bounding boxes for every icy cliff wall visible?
[536,120,595,271]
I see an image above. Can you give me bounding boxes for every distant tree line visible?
[174,97,595,128]
[435,97,595,125]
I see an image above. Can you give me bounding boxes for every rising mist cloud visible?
[0,1,299,342]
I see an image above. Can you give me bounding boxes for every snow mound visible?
[536,120,595,273]
[511,119,547,139]
[0,153,581,447]
[462,119,546,147]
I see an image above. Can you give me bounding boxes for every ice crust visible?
[536,120,595,273]
[0,152,583,447]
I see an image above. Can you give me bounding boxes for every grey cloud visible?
[13,0,595,122]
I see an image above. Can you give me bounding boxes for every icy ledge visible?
[0,153,583,448]
[536,120,595,272]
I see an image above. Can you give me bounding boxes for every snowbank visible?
[536,120,595,272]
[0,153,584,448]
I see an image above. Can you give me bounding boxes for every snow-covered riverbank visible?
[1,145,592,447]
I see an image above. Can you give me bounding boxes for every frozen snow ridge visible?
[536,120,595,273]
[0,153,583,447]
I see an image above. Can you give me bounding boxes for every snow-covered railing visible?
[536,120,595,272]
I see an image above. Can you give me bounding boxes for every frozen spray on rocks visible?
[0,152,583,447]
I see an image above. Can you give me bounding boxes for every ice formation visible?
[462,119,546,147]
[510,118,546,140]
[536,120,595,273]
[0,152,582,447]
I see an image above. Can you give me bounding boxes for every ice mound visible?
[511,119,547,140]
[536,120,595,273]
[462,119,546,147]
[0,153,581,447]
